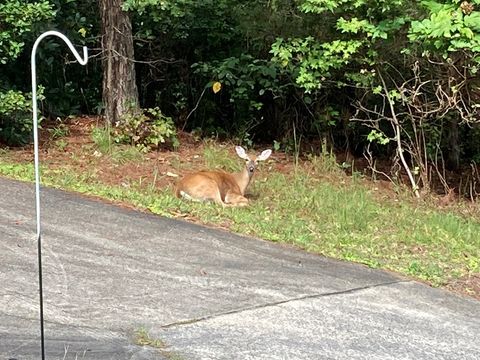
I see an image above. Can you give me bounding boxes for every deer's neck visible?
[233,167,252,195]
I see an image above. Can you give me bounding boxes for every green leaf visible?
[78,27,87,38]
[464,13,480,32]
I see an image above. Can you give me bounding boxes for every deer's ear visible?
[235,146,249,160]
[257,149,272,161]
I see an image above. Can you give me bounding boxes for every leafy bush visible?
[112,107,179,151]
[0,89,42,146]
[0,0,55,63]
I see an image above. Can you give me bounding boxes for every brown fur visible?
[175,171,248,206]
[174,146,271,207]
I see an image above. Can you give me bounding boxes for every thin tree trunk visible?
[99,0,138,124]
[378,70,420,198]
[445,61,461,171]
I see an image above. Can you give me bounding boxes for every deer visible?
[175,146,272,207]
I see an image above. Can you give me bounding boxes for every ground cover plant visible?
[0,117,478,300]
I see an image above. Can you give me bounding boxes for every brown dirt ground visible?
[2,116,479,301]
[41,117,298,188]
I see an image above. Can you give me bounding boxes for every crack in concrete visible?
[160,279,409,329]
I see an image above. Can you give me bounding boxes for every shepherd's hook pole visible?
[31,31,88,360]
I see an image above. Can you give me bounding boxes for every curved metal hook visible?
[32,30,88,66]
[31,30,88,238]
[30,30,88,360]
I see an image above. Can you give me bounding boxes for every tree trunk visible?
[99,0,138,124]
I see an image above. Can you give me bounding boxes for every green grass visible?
[91,125,147,164]
[91,126,113,154]
[110,145,144,164]
[134,327,183,359]
[134,328,166,348]
[1,144,479,290]
[203,142,240,171]
[48,123,70,139]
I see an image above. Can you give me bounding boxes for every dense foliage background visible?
[3,0,480,195]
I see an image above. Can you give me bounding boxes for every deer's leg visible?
[224,191,249,207]
[213,187,227,207]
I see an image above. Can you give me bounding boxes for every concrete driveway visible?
[1,177,479,359]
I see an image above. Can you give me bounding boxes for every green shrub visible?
[0,90,36,146]
[112,107,179,152]
[0,0,55,63]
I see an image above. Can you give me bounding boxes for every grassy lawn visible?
[1,124,479,298]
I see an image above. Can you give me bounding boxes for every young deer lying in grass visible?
[175,146,272,207]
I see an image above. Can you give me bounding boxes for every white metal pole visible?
[31,30,88,360]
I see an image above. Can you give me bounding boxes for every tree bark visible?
[99,0,139,124]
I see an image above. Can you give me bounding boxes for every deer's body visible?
[175,146,271,207]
